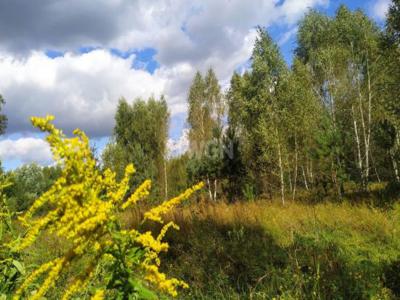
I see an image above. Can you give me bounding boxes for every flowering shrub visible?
[11,115,203,300]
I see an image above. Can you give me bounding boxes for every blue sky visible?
[0,0,390,170]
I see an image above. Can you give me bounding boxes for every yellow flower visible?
[31,258,66,300]
[142,264,189,297]
[136,231,169,253]
[91,290,105,300]
[122,179,151,209]
[144,182,204,223]
[158,221,180,241]
[14,116,202,299]
[13,260,54,300]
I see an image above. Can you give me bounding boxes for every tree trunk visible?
[164,159,168,200]
[292,136,298,201]
[213,179,217,202]
[370,151,381,183]
[277,141,285,205]
[365,56,372,189]
[206,176,213,201]
[327,60,342,198]
[352,105,364,188]
[308,159,314,186]
[390,150,400,183]
[302,165,309,190]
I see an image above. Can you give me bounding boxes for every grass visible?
[155,200,400,299]
[10,199,400,299]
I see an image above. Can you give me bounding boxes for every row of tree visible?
[100,3,400,204]
[185,3,400,203]
[1,2,399,207]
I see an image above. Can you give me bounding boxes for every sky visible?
[0,0,391,170]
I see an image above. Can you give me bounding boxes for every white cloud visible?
[278,0,329,24]
[0,1,328,70]
[167,128,189,157]
[0,33,255,137]
[0,137,52,165]
[371,0,390,20]
[278,26,298,46]
[0,0,330,166]
[0,50,170,136]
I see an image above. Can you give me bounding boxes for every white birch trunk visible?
[213,179,217,202]
[352,105,363,186]
[390,150,400,183]
[277,141,285,205]
[164,159,168,200]
[206,176,213,201]
[302,165,309,190]
[292,136,298,201]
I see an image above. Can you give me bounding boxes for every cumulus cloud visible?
[167,128,189,157]
[0,0,330,167]
[278,26,298,46]
[0,1,328,66]
[0,34,255,137]
[371,0,390,20]
[0,137,52,165]
[0,50,169,136]
[278,0,329,24]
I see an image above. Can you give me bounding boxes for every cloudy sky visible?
[0,0,390,170]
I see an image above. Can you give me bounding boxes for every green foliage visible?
[166,154,189,198]
[241,183,255,202]
[105,96,169,199]
[226,28,292,201]
[187,69,223,156]
[386,0,400,46]
[186,68,225,201]
[221,127,246,201]
[0,175,25,297]
[6,163,61,212]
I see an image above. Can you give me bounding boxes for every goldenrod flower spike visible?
[144,182,204,223]
[30,258,66,300]
[91,290,105,300]
[13,116,203,299]
[13,260,55,300]
[122,179,151,209]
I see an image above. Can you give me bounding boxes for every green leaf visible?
[131,279,158,300]
[12,260,25,275]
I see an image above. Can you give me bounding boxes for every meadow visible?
[3,195,400,299]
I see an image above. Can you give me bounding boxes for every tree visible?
[386,0,400,46]
[6,164,61,212]
[187,72,210,155]
[227,28,288,203]
[105,96,169,199]
[280,59,323,199]
[102,141,130,181]
[186,68,224,201]
[187,69,224,156]
[296,6,382,193]
[378,0,400,182]
[166,154,189,198]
